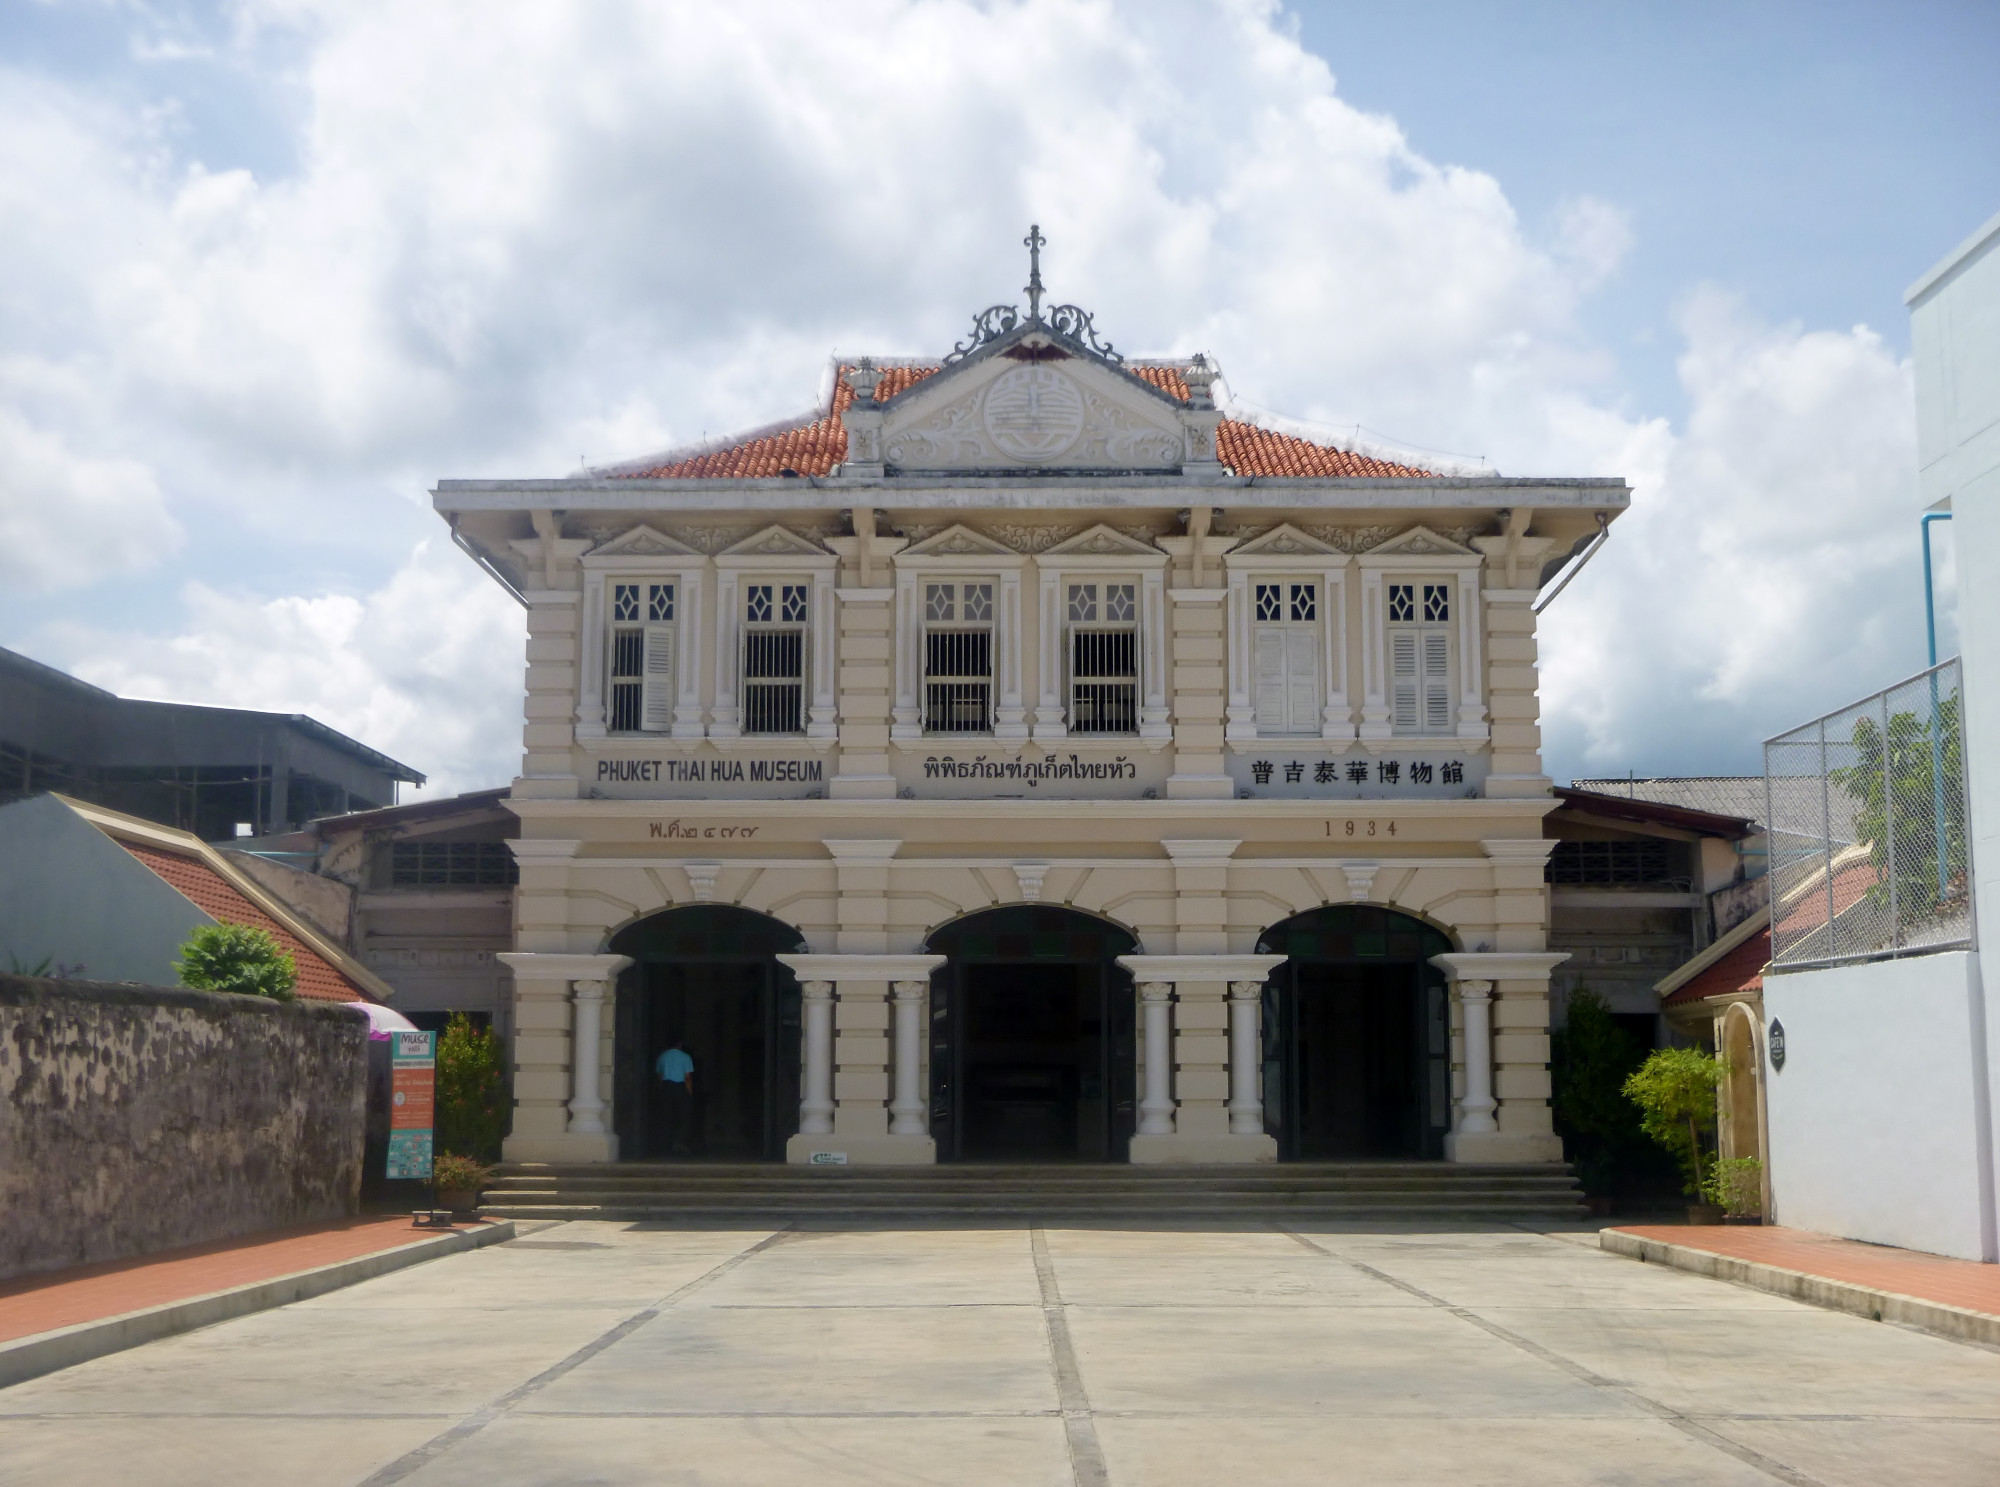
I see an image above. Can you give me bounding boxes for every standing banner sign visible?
[387,1029,436,1180]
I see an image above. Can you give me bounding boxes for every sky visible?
[2,0,1995,798]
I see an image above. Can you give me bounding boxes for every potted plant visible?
[1622,1047,1724,1223]
[432,1153,491,1215]
[1708,1156,1764,1225]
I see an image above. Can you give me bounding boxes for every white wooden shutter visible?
[1422,630,1452,732]
[1391,631,1419,731]
[641,623,675,731]
[1253,628,1287,730]
[1285,628,1318,733]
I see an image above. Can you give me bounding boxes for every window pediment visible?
[1223,522,1343,562]
[1362,524,1478,560]
[896,524,1019,561]
[1039,523,1165,561]
[714,524,833,563]
[582,523,700,563]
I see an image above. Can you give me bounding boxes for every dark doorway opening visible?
[609,906,804,1162]
[1258,906,1453,1160]
[926,906,1138,1162]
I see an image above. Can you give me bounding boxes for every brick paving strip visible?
[1601,1224,2000,1348]
[0,1214,516,1388]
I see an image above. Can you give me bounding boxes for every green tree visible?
[436,1012,508,1161]
[1622,1047,1722,1198]
[1550,987,1648,1196]
[1832,693,1968,925]
[175,923,296,1001]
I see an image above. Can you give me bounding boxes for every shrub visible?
[431,1152,492,1194]
[1622,1046,1723,1199]
[436,1012,508,1161]
[1707,1156,1764,1217]
[175,923,296,1001]
[1550,986,1650,1197]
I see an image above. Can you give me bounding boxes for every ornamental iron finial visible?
[941,225,1124,366]
[1025,223,1046,321]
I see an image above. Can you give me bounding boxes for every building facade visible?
[438,250,1629,1166]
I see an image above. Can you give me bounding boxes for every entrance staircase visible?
[478,1162,1587,1224]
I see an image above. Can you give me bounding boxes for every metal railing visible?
[1765,658,1973,968]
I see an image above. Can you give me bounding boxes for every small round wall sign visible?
[1768,1019,1786,1071]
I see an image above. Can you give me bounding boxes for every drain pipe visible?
[1922,510,1954,665]
[1532,513,1610,614]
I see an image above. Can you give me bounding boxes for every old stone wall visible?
[0,974,368,1281]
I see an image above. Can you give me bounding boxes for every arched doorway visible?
[609,906,805,1162]
[925,906,1139,1162]
[1257,906,1454,1160]
[1720,1006,1764,1163]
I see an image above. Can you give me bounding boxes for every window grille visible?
[1068,581,1138,734]
[1388,582,1452,734]
[743,583,807,735]
[1545,840,1686,888]
[390,841,519,887]
[1253,580,1320,735]
[609,582,674,732]
[924,581,994,733]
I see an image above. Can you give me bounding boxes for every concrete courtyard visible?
[2,1220,1997,1487]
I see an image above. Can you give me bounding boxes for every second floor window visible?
[1388,581,1453,734]
[609,582,674,732]
[743,582,808,734]
[924,580,993,733]
[1253,580,1320,735]
[1068,580,1138,735]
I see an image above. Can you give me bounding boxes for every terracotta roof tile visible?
[1663,927,1770,1007]
[122,844,370,1003]
[612,362,1437,481]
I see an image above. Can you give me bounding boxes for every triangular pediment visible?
[716,524,829,559]
[878,331,1185,473]
[1041,523,1161,558]
[1368,524,1477,557]
[1225,522,1342,559]
[898,523,1018,559]
[586,523,700,559]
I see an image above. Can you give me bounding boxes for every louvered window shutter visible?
[1422,631,1452,732]
[1253,628,1288,730]
[1285,628,1318,733]
[1391,631,1419,731]
[641,624,675,731]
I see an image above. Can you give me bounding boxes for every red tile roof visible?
[122,843,371,1004]
[1775,863,1880,935]
[1663,926,1770,1007]
[614,363,1439,481]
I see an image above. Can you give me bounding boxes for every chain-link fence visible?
[1765,659,1973,968]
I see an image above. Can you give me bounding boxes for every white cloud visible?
[1541,291,1921,776]
[1,0,1927,788]
[53,542,525,797]
[0,407,179,591]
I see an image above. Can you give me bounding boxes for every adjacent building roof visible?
[307,786,513,836]
[57,797,391,1004]
[1569,777,1770,826]
[608,362,1441,482]
[1661,923,1770,1008]
[1552,787,1755,840]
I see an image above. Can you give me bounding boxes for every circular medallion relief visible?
[982,365,1085,463]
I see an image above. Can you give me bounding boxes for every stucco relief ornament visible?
[986,523,1081,553]
[662,525,758,554]
[983,365,1086,462]
[884,391,994,466]
[1071,387,1181,466]
[930,528,1000,555]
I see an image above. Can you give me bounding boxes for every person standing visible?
[655,1034,695,1156]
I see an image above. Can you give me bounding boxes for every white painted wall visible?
[1765,954,1997,1261]
[1906,210,2000,1257]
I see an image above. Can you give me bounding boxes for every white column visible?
[1033,565,1065,737]
[1224,567,1255,740]
[673,565,706,738]
[1455,978,1497,1135]
[1138,982,1176,1135]
[710,569,741,736]
[1140,567,1170,738]
[891,569,921,738]
[566,978,609,1135]
[1227,980,1264,1135]
[995,567,1027,737]
[799,979,835,1135]
[808,567,837,738]
[890,979,928,1137]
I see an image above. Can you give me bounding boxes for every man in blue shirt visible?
[655,1035,694,1156]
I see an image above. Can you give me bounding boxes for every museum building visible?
[436,237,1629,1167]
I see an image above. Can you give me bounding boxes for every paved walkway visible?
[1610,1224,2000,1318]
[4,1220,2000,1486]
[0,1217,472,1344]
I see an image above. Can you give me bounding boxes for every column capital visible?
[1228,980,1264,1000]
[1118,953,1287,984]
[498,952,633,981]
[891,980,927,1001]
[1139,981,1175,1002]
[571,978,611,1000]
[800,979,834,1001]
[1429,951,1568,984]
[778,953,945,983]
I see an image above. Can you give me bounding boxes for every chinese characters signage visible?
[1226,752,1486,799]
[386,1029,435,1181]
